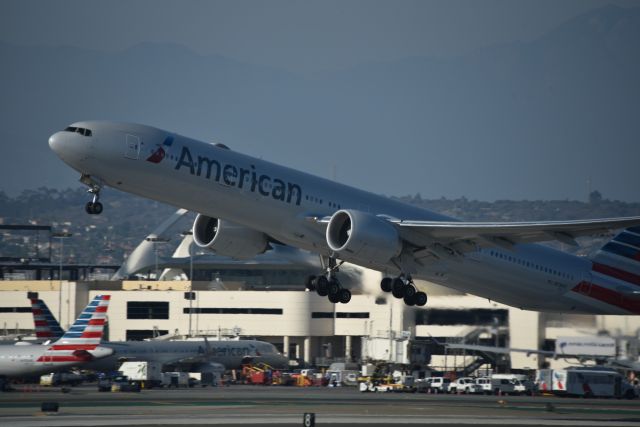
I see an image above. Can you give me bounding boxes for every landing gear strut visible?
[305,257,351,304]
[81,175,103,215]
[380,274,427,307]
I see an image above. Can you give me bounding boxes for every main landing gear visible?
[380,275,427,307]
[82,175,103,215]
[305,257,351,304]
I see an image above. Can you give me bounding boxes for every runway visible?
[2,385,640,426]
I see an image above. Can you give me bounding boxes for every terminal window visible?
[0,307,31,313]
[415,308,508,326]
[183,308,283,315]
[127,301,169,319]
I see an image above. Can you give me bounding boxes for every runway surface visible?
[2,384,640,426]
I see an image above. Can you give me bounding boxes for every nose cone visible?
[48,132,64,157]
[48,130,90,170]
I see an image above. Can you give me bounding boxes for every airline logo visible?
[30,298,64,340]
[37,294,110,363]
[146,135,174,163]
[174,145,303,206]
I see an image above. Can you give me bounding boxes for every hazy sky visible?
[1,0,638,202]
[1,0,636,73]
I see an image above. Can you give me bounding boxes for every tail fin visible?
[591,227,640,284]
[30,298,64,341]
[37,294,110,362]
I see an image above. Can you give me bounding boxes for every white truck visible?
[448,377,479,394]
[119,361,163,389]
[546,368,635,399]
[475,377,492,395]
[428,377,451,394]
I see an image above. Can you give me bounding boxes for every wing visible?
[392,217,640,251]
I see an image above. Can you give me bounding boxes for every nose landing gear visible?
[81,174,103,215]
[380,275,427,307]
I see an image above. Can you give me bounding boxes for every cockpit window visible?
[64,126,92,137]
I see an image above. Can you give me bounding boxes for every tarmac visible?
[2,384,640,426]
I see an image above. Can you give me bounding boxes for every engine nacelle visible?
[192,214,269,259]
[326,209,402,266]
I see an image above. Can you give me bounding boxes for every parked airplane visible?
[49,122,640,314]
[27,296,288,374]
[0,295,112,388]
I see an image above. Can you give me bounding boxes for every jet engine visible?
[192,214,269,259]
[326,209,402,266]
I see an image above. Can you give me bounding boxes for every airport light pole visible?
[145,236,169,280]
[52,232,72,327]
[181,230,194,337]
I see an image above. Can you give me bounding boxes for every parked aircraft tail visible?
[37,294,112,363]
[30,297,64,341]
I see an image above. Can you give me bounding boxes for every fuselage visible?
[48,121,637,314]
[87,339,288,372]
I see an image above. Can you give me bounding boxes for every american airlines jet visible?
[26,297,288,374]
[0,295,112,387]
[49,122,640,314]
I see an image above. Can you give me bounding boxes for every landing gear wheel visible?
[327,278,341,296]
[305,275,317,291]
[391,278,405,298]
[380,277,392,293]
[316,276,329,296]
[85,201,103,215]
[328,292,340,303]
[92,202,103,214]
[403,284,417,299]
[403,294,417,306]
[338,288,351,304]
[415,292,428,307]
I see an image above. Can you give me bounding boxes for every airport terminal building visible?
[1,274,638,374]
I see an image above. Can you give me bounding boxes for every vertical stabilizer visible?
[30,298,64,341]
[37,295,111,363]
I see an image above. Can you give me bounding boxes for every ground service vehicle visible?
[119,361,163,388]
[551,368,635,399]
[428,377,451,393]
[40,372,85,387]
[475,377,492,394]
[449,377,479,394]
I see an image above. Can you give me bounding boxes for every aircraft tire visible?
[328,292,340,303]
[338,288,351,304]
[305,275,317,291]
[380,277,392,292]
[403,294,416,306]
[328,278,341,296]
[392,287,404,299]
[403,284,417,299]
[316,276,329,296]
[415,292,428,306]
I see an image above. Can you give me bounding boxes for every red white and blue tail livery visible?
[30,297,64,341]
[573,228,640,314]
[0,295,113,378]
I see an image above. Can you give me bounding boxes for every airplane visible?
[49,122,640,314]
[0,295,112,388]
[25,296,288,375]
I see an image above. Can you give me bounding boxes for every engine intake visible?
[192,214,269,259]
[326,210,401,266]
